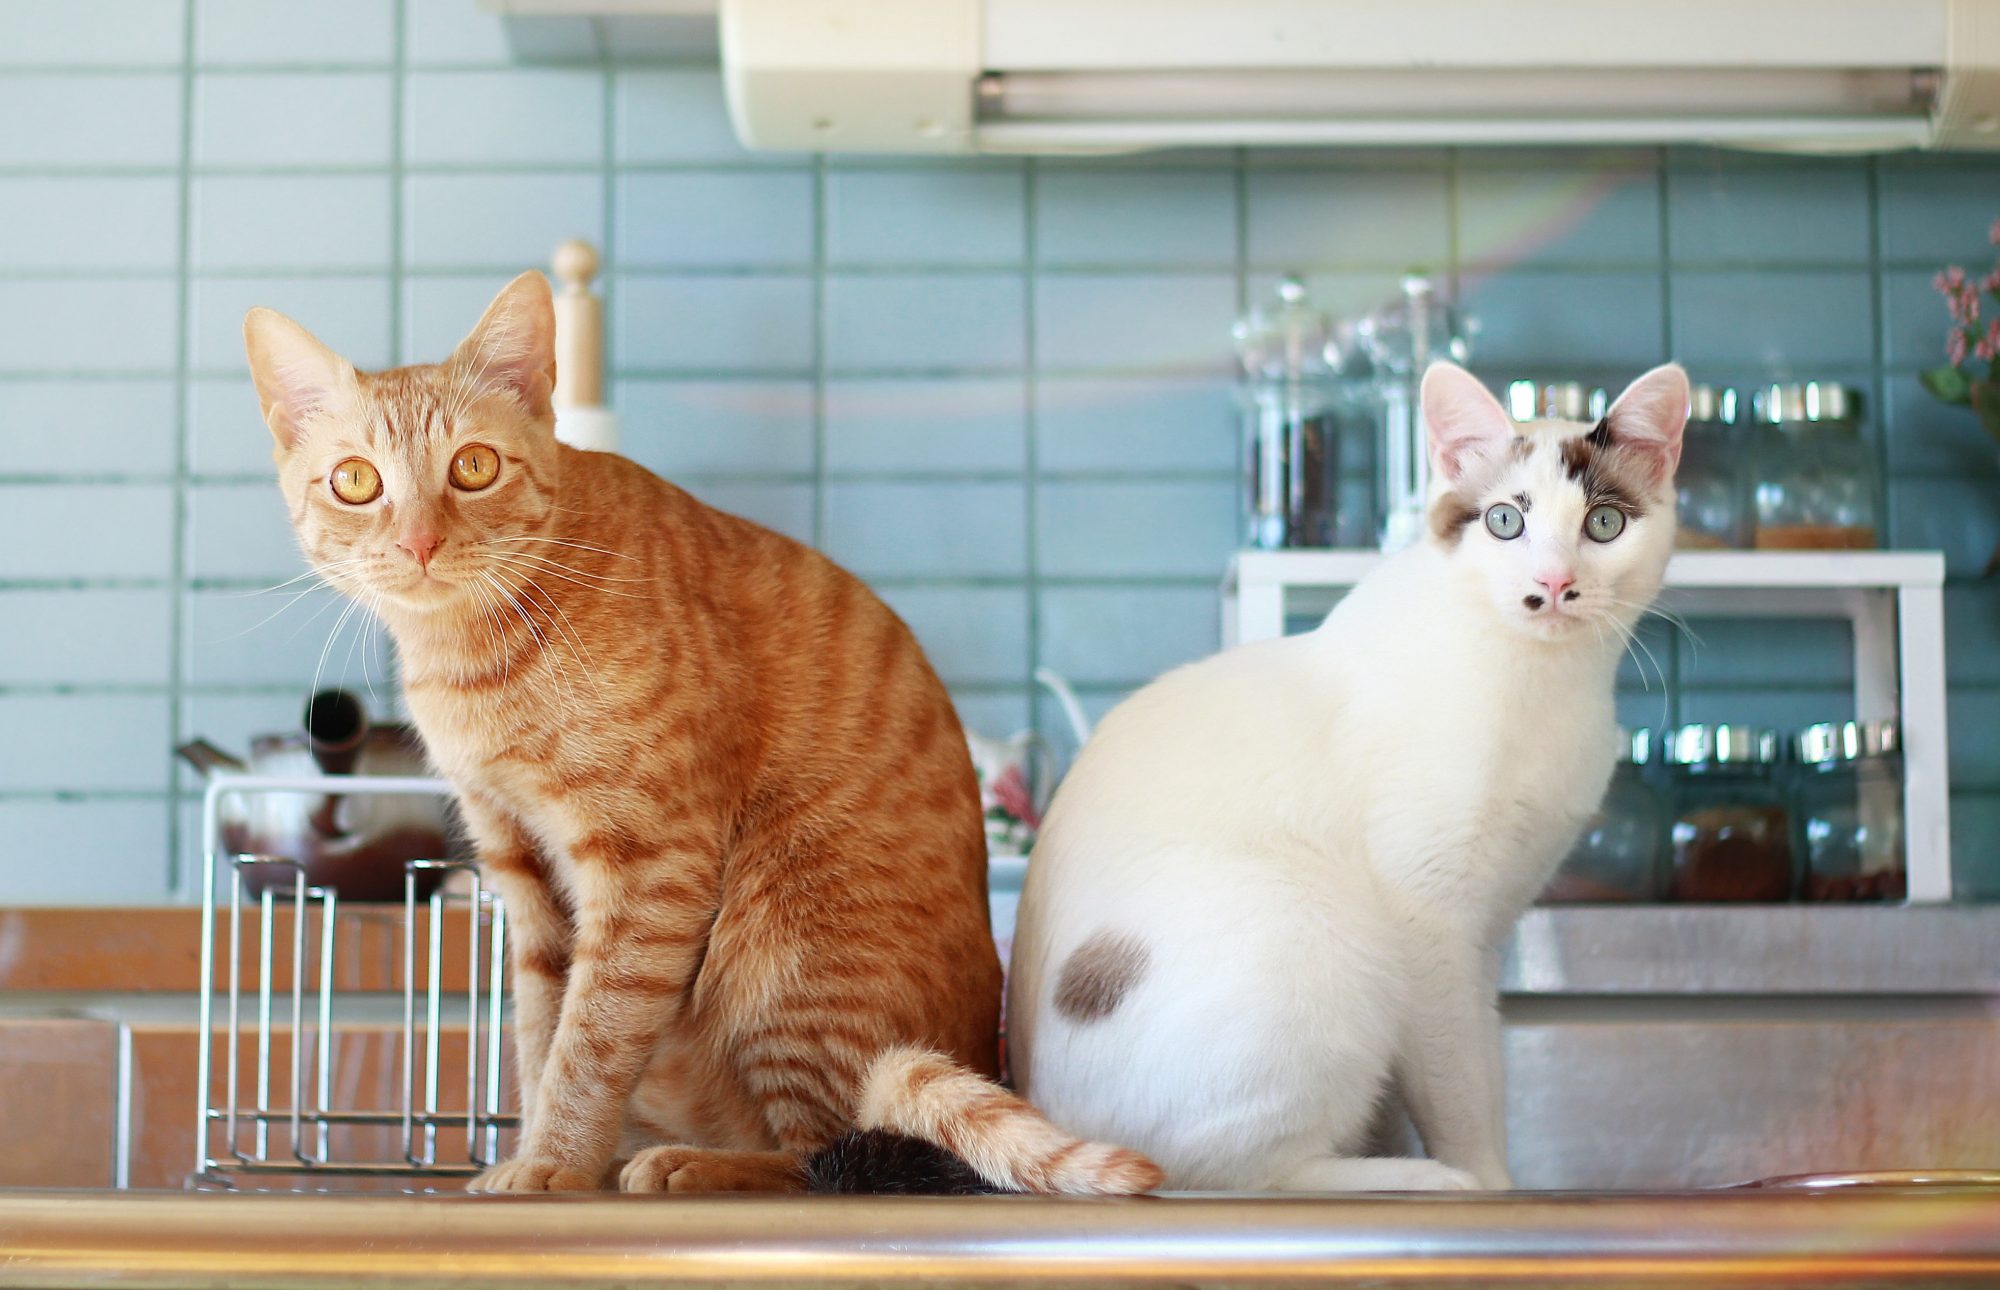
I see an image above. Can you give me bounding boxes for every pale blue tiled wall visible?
[2,0,1999,901]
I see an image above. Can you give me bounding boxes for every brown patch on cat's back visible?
[1054,931,1149,1023]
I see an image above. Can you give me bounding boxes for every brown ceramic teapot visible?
[178,690,465,901]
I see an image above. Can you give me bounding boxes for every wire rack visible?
[191,774,518,1191]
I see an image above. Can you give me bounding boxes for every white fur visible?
[1007,362,1687,1192]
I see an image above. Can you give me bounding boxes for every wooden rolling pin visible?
[550,239,620,453]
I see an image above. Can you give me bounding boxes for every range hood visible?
[716,0,2000,155]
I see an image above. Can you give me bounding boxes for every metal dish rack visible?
[192,774,517,1191]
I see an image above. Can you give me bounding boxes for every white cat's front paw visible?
[1274,1155,1485,1192]
[1376,1160,1482,1191]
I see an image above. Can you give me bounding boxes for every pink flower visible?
[1948,328,1968,365]
[1950,284,1983,326]
[1990,216,2000,246]
[1984,268,2000,295]
[987,764,1041,830]
[1936,266,1968,294]
[1980,320,2000,363]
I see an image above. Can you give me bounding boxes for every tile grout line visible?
[600,54,616,411]
[382,0,410,711]
[1864,155,1893,560]
[164,0,197,898]
[1651,148,1683,726]
[810,150,828,547]
[1022,159,1042,739]
[1444,146,1461,299]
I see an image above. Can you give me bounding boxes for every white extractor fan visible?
[720,0,2000,155]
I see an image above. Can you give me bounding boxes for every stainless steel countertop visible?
[1503,905,2000,995]
[2,1187,1998,1289]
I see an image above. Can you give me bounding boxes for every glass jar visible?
[1675,385,1749,549]
[1795,720,1906,902]
[1505,379,1607,424]
[1357,274,1474,551]
[1234,276,1341,549]
[1543,729,1668,903]
[1751,382,1878,550]
[1665,725,1794,902]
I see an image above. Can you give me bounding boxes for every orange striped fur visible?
[243,271,1158,1196]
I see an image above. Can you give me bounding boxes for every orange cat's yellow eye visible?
[450,444,500,491]
[329,457,382,505]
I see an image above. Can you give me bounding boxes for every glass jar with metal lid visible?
[1543,729,1668,903]
[1665,725,1794,902]
[1675,385,1749,549]
[1750,382,1877,550]
[1794,720,1905,902]
[1505,379,1608,424]
[1234,276,1345,549]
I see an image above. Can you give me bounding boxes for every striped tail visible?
[855,1046,1164,1195]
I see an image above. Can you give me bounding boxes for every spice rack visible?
[1222,550,1953,902]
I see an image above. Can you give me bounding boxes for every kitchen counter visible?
[8,903,1997,998]
[4,904,1997,1192]
[2,1187,1998,1289]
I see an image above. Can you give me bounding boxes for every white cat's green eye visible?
[329,457,382,505]
[1484,502,1524,540]
[1585,504,1626,543]
[450,443,500,491]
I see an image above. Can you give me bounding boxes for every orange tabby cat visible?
[243,272,1161,1195]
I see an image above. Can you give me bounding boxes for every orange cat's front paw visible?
[467,1154,602,1193]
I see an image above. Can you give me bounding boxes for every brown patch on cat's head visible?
[1053,931,1148,1023]
[1559,435,1655,519]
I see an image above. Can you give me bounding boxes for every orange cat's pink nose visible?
[398,530,443,569]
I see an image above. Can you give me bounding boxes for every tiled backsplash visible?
[1,0,1998,901]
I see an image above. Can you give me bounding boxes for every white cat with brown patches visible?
[1007,360,1688,1192]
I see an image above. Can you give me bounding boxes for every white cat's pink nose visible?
[1535,571,1575,601]
[398,529,443,568]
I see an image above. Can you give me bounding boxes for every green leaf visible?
[1972,380,2000,445]
[1921,365,1973,405]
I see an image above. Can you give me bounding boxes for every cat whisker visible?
[226,559,372,599]
[509,575,605,696]
[479,552,651,600]
[475,547,652,583]
[309,593,369,708]
[480,535,641,563]
[485,568,581,706]
[218,579,339,641]
[467,574,513,687]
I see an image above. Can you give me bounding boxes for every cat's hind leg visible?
[1274,1155,1480,1192]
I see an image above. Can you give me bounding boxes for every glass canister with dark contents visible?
[1795,720,1906,902]
[1234,276,1341,549]
[1665,724,1795,902]
[1543,729,1668,903]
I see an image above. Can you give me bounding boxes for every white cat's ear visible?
[243,308,359,451]
[449,270,556,419]
[1600,363,1690,485]
[1421,361,1514,481]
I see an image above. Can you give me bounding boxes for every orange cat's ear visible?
[449,271,557,422]
[243,307,359,452]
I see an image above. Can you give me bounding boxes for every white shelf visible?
[1220,548,1954,904]
[1230,548,1946,593]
